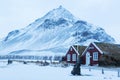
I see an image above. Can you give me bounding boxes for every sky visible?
[0,0,120,43]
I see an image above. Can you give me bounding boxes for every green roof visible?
[94,42,120,59]
[73,45,87,56]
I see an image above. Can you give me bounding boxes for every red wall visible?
[65,46,78,64]
[82,43,102,66]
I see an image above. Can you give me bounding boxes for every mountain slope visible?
[0,6,115,55]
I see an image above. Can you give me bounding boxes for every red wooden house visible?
[81,42,120,66]
[65,45,86,64]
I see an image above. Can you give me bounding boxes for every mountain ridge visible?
[0,6,115,55]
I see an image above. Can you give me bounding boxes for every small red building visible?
[82,42,120,66]
[65,45,86,64]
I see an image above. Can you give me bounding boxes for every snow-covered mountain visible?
[0,6,115,55]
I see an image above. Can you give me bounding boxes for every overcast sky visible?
[0,0,120,43]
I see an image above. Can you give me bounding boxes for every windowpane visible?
[72,54,76,61]
[67,54,70,61]
[93,52,98,61]
[89,47,94,49]
[70,48,72,51]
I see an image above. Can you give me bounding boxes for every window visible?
[72,54,76,61]
[89,46,94,49]
[93,52,98,61]
[70,48,72,51]
[67,54,71,61]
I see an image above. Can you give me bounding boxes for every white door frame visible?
[86,52,90,66]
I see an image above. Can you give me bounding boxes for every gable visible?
[66,46,78,55]
[82,42,103,56]
[92,42,103,54]
[66,45,87,56]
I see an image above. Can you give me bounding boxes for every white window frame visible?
[67,54,71,61]
[93,52,98,61]
[72,54,76,61]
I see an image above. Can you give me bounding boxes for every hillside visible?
[0,6,115,55]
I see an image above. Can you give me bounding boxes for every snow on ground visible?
[0,61,120,80]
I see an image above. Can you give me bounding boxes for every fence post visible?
[89,66,91,71]
[102,68,104,74]
[118,70,120,77]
